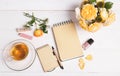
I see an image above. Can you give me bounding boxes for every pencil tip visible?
[52,46,54,49]
[60,66,64,69]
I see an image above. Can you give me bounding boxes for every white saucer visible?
[2,39,36,71]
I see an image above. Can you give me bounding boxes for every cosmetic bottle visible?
[82,38,94,50]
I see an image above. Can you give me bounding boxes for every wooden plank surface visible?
[0,0,81,10]
[0,0,120,75]
[0,0,119,10]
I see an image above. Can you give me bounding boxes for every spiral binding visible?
[53,19,73,27]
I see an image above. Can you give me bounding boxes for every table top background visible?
[0,0,120,76]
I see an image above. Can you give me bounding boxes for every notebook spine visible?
[53,19,73,27]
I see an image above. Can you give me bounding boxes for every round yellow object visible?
[81,4,98,20]
[85,54,93,61]
[34,29,43,37]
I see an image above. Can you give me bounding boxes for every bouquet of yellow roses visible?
[75,0,115,32]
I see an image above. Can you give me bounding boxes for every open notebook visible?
[52,20,83,61]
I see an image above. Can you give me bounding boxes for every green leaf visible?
[105,2,113,9]
[24,24,31,28]
[24,12,33,18]
[89,0,96,3]
[43,30,48,33]
[27,17,35,25]
[39,23,45,26]
[41,25,46,30]
[44,18,48,22]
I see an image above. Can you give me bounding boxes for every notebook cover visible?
[37,44,59,72]
[52,20,83,61]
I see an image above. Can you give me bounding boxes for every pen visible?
[52,46,64,69]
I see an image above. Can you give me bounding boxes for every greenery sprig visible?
[88,0,113,10]
[24,12,48,33]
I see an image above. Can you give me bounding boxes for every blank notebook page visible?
[52,20,83,61]
[37,45,58,72]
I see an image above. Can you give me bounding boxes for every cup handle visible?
[75,7,81,20]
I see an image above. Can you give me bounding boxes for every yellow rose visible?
[100,8,108,22]
[88,22,102,32]
[104,12,115,26]
[81,4,98,20]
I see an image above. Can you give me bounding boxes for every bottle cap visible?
[87,38,94,45]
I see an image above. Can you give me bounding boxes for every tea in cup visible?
[10,42,29,61]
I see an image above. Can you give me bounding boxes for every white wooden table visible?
[0,0,120,76]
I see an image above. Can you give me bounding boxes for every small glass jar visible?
[82,38,94,50]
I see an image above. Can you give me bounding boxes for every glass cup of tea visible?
[2,39,36,71]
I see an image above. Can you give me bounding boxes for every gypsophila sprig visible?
[23,12,48,33]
